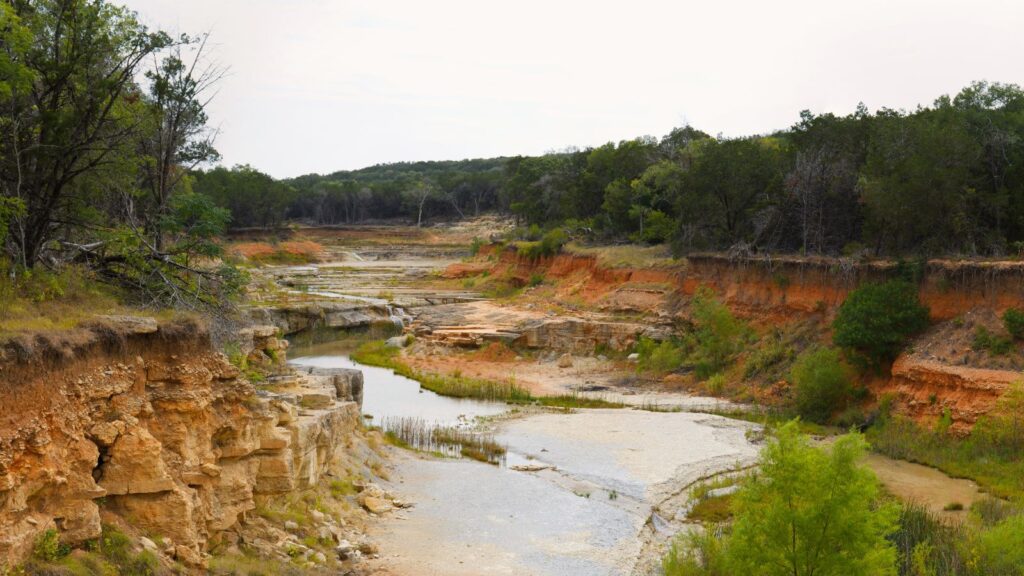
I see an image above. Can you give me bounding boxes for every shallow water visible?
[288,339,508,427]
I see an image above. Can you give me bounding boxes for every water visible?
[287,337,507,427]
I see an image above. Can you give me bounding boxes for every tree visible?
[406,180,435,227]
[832,281,930,366]
[727,422,898,576]
[2,0,171,266]
[138,33,223,250]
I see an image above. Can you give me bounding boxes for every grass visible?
[377,416,507,464]
[564,242,676,268]
[229,240,323,265]
[0,263,153,339]
[352,341,627,409]
[688,493,734,523]
[15,525,159,576]
[867,415,1024,500]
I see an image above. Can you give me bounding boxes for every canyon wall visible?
[466,247,1024,428]
[0,317,365,570]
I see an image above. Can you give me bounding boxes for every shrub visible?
[832,280,930,367]
[690,290,747,378]
[727,423,898,576]
[636,336,686,374]
[32,529,67,562]
[967,515,1024,575]
[972,326,1013,355]
[1003,308,1024,340]
[527,273,544,287]
[518,228,567,260]
[790,347,851,424]
[469,237,484,255]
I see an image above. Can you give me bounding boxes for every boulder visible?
[557,354,573,368]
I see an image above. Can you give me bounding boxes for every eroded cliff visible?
[0,317,367,570]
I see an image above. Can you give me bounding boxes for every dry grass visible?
[565,242,677,268]
[0,264,158,339]
[229,240,323,264]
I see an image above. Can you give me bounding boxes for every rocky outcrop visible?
[246,301,399,335]
[0,318,363,570]
[874,355,1019,433]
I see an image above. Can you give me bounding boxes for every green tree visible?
[2,0,171,266]
[832,281,930,366]
[727,422,898,576]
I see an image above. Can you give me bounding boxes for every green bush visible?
[32,529,68,562]
[790,347,851,424]
[972,326,1013,355]
[636,336,686,374]
[832,280,930,367]
[967,515,1024,575]
[1003,308,1024,340]
[518,228,567,260]
[469,237,484,255]
[690,290,747,379]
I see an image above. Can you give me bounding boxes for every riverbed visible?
[289,339,761,576]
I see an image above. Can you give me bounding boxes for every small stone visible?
[312,551,327,564]
[139,537,158,552]
[310,510,326,523]
[557,353,573,368]
[627,353,640,362]
[284,520,299,531]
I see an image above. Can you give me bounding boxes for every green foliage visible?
[966,515,1024,575]
[689,290,747,378]
[727,423,898,576]
[469,237,484,255]
[1002,308,1024,340]
[790,347,851,423]
[832,281,930,366]
[527,273,544,287]
[663,529,730,576]
[972,326,1013,355]
[664,423,899,576]
[32,530,68,562]
[517,228,567,260]
[636,336,686,374]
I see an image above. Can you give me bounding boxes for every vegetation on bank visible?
[664,422,1024,576]
[7,525,159,576]
[351,340,623,409]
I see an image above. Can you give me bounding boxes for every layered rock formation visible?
[0,317,365,570]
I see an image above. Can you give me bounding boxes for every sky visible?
[121,0,1024,179]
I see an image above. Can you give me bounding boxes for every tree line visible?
[205,81,1024,258]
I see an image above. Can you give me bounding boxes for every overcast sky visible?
[122,0,1024,179]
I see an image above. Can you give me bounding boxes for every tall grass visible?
[868,386,1024,500]
[379,416,506,464]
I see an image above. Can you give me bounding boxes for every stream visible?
[288,335,762,576]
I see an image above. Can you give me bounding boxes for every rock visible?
[312,551,327,564]
[299,392,334,410]
[391,499,413,509]
[336,539,353,560]
[284,520,299,531]
[597,354,608,361]
[627,353,640,362]
[174,545,204,567]
[310,510,326,523]
[511,463,554,472]
[357,542,378,555]
[385,335,410,348]
[557,353,573,368]
[359,496,393,515]
[139,537,158,552]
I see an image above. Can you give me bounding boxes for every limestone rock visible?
[557,354,573,368]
